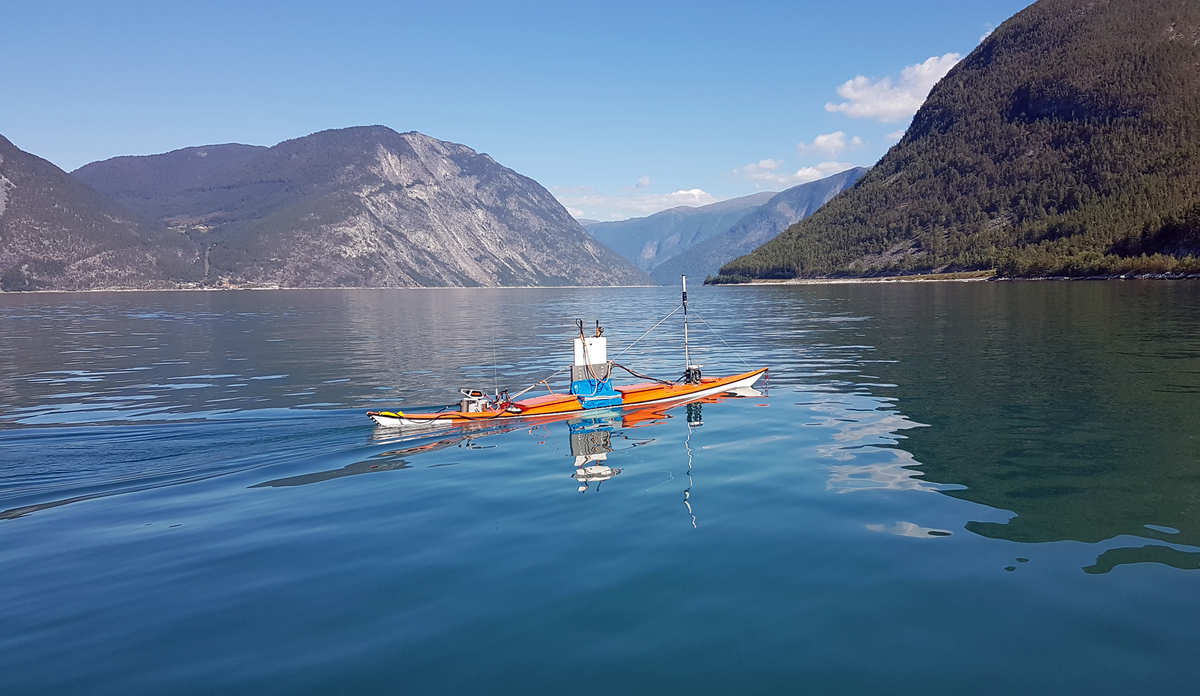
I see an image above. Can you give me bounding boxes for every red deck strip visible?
[515,393,578,408]
[615,382,661,394]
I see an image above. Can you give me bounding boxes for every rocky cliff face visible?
[0,135,197,291]
[73,126,648,288]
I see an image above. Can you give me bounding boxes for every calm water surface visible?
[1,283,1198,694]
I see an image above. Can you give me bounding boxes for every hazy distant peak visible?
[585,190,783,272]
[691,192,778,214]
[649,167,867,283]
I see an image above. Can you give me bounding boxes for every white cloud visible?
[635,175,650,188]
[732,159,856,188]
[798,131,863,156]
[552,186,722,219]
[825,53,962,122]
[886,129,907,141]
[980,24,995,43]
[751,158,784,171]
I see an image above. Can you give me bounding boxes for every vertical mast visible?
[682,275,691,377]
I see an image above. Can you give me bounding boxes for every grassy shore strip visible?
[741,270,997,285]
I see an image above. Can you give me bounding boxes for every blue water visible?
[2,284,1198,694]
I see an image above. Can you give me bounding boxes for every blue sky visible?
[1,0,1032,220]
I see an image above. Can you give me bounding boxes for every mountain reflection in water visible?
[830,281,1200,573]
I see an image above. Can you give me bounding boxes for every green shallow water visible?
[0,282,1197,694]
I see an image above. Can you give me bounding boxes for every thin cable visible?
[689,309,751,368]
[611,362,674,385]
[509,366,569,399]
[613,305,682,359]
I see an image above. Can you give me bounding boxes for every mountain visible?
[0,135,198,291]
[649,168,867,284]
[72,126,648,288]
[73,143,267,223]
[582,192,777,272]
[720,0,1200,281]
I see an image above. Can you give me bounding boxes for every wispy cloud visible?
[552,186,722,219]
[825,53,961,122]
[798,131,863,156]
[980,24,995,43]
[731,159,855,188]
[635,175,650,189]
[886,129,907,141]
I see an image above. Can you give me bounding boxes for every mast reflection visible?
[682,401,703,527]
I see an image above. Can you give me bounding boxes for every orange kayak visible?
[367,366,767,428]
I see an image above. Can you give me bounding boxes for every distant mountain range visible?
[648,168,866,283]
[581,193,777,273]
[1,127,648,290]
[720,0,1200,280]
[579,170,865,284]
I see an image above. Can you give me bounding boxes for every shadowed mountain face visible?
[582,192,777,273]
[71,126,648,288]
[0,135,199,291]
[722,0,1200,279]
[650,168,866,284]
[73,143,267,222]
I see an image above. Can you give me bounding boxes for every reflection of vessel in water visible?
[368,276,767,428]
[252,420,524,488]
[252,392,756,493]
[568,417,623,492]
[682,401,703,527]
[250,434,479,488]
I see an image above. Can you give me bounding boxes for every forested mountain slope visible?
[73,144,267,223]
[719,0,1200,280]
[0,135,198,291]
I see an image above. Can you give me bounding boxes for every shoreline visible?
[741,274,993,285]
[0,284,663,295]
[3,273,1199,294]
[721,270,1200,286]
